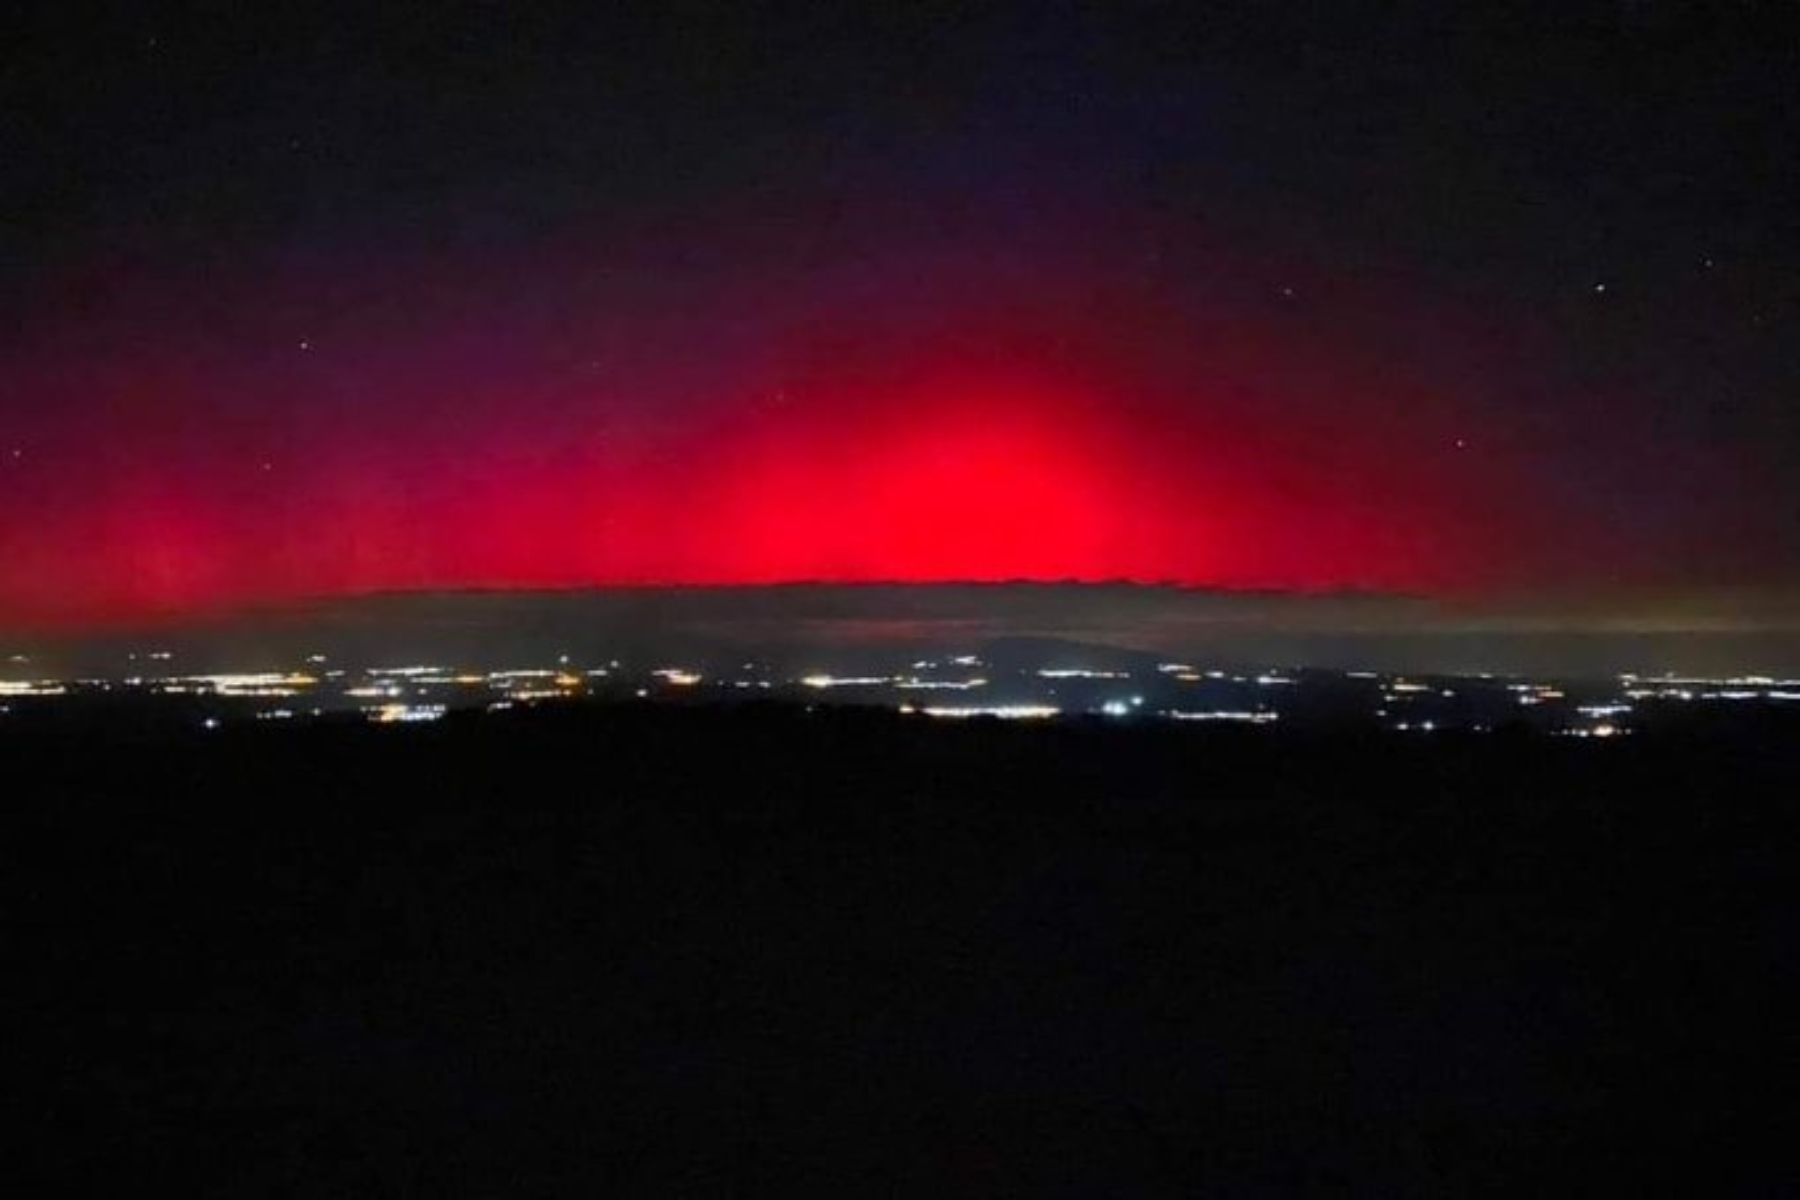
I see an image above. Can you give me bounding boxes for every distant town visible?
[3,645,1796,736]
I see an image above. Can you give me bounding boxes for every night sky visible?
[5,1,1797,630]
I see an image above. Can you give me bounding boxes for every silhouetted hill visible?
[8,580,1800,679]
[8,704,1796,1193]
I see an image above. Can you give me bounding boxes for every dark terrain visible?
[9,704,1797,1194]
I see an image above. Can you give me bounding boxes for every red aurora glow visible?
[0,231,1755,630]
[0,370,1501,629]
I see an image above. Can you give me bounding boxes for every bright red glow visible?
[0,362,1497,628]
[0,234,1757,631]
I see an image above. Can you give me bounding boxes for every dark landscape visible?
[12,701,1797,1193]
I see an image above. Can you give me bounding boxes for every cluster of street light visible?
[1,652,1796,733]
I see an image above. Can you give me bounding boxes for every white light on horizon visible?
[908,704,1059,720]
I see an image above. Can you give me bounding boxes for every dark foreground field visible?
[8,705,1797,1194]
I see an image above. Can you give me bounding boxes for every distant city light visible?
[1578,703,1633,718]
[3,651,1796,734]
[909,704,1060,720]
[370,704,446,724]
[0,680,66,696]
[801,674,891,689]
[1163,710,1278,723]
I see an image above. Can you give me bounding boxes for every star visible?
[1592,282,1608,294]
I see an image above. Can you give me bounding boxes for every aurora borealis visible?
[4,3,1795,631]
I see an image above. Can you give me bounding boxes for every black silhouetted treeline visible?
[8,702,1797,1195]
